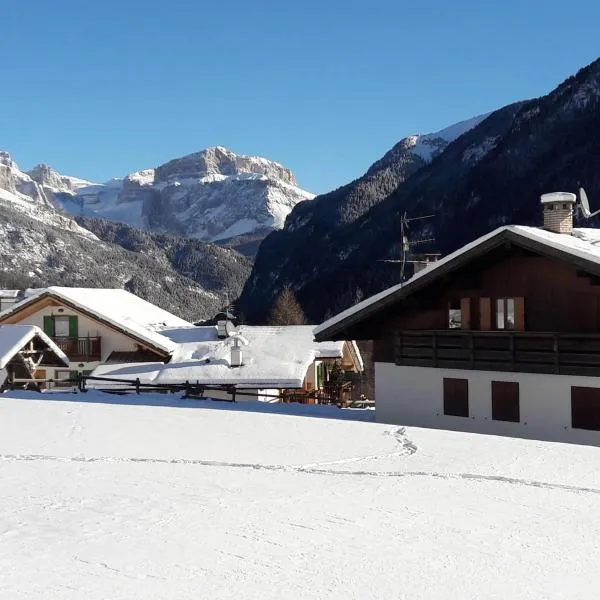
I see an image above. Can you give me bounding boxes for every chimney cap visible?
[541,192,576,204]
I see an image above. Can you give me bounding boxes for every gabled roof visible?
[0,325,69,368]
[90,325,362,388]
[314,225,600,341]
[0,287,192,355]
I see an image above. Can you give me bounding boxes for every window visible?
[443,378,469,417]
[492,381,520,422]
[53,316,70,337]
[571,387,600,431]
[496,298,514,329]
[448,301,462,329]
[43,315,78,338]
[495,298,524,330]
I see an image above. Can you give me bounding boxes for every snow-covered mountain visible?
[0,151,251,321]
[53,146,314,250]
[0,151,95,237]
[366,112,490,175]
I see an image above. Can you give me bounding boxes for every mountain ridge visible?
[46,146,314,255]
[237,57,600,323]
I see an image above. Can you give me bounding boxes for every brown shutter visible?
[514,297,525,331]
[443,378,469,417]
[479,298,491,330]
[491,381,520,422]
[460,298,471,330]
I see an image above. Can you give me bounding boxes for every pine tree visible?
[268,287,307,325]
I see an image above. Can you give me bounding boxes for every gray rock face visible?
[154,146,297,186]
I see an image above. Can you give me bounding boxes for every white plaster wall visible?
[13,305,146,372]
[375,362,600,446]
[204,389,280,403]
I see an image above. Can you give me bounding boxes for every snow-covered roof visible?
[0,290,19,299]
[91,325,361,388]
[315,225,600,340]
[0,287,192,355]
[0,324,69,368]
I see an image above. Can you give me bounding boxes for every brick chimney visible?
[541,192,576,234]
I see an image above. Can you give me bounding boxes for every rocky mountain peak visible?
[154,146,297,186]
[0,151,16,169]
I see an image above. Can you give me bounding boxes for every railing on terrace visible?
[53,336,102,361]
[394,330,600,376]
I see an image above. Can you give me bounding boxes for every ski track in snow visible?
[1,426,598,496]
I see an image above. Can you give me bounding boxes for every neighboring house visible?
[92,324,363,402]
[0,290,20,312]
[315,192,600,445]
[0,287,191,383]
[0,324,69,389]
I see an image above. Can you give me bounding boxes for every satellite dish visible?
[225,320,237,337]
[579,187,600,218]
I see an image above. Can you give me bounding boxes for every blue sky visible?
[2,0,599,194]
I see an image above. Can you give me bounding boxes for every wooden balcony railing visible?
[53,336,102,362]
[394,330,600,377]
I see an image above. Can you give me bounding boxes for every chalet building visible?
[91,324,363,403]
[0,287,191,383]
[0,325,69,389]
[315,192,600,445]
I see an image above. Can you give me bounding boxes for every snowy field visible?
[2,392,600,599]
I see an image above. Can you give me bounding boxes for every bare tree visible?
[268,286,307,325]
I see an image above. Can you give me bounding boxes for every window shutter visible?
[491,381,520,422]
[460,298,471,330]
[443,378,469,417]
[43,316,54,336]
[479,298,491,330]
[514,297,525,331]
[68,316,78,338]
[69,370,79,381]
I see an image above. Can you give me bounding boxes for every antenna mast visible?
[380,211,435,283]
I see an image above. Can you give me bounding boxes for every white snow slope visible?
[2,391,600,599]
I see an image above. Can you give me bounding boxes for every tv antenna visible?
[379,211,435,282]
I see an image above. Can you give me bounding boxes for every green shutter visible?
[43,316,53,336]
[316,363,324,388]
[68,316,78,338]
[69,370,79,381]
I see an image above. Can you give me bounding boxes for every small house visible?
[0,287,192,383]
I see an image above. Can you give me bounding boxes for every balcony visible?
[394,330,600,377]
[53,336,102,362]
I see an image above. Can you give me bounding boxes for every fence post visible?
[135,378,140,395]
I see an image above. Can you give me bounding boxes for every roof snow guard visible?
[314,225,600,342]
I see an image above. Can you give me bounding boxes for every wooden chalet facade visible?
[315,193,600,444]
